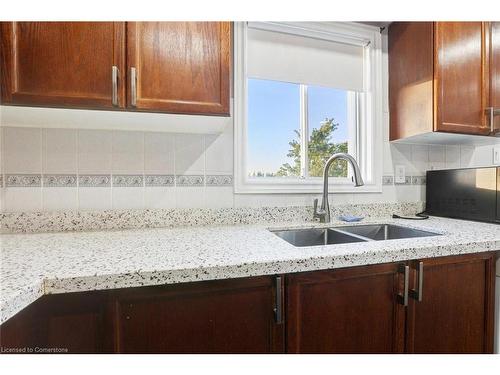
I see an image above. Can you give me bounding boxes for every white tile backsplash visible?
[3,187,42,212]
[205,186,234,208]
[3,127,42,174]
[43,128,77,174]
[144,132,175,174]
[79,187,112,211]
[112,131,144,174]
[472,145,494,167]
[145,187,176,209]
[42,187,78,211]
[205,125,233,174]
[176,187,205,208]
[112,187,145,210]
[390,143,412,165]
[444,145,460,169]
[460,146,474,168]
[175,134,205,174]
[411,145,429,174]
[429,145,445,170]
[3,121,499,213]
[78,129,112,174]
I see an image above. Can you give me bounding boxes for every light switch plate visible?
[395,165,406,184]
[494,146,500,165]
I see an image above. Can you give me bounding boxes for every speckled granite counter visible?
[1,216,499,324]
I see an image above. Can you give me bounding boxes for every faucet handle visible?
[313,198,323,221]
[313,198,327,222]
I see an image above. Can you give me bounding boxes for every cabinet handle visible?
[111,66,119,107]
[485,107,500,135]
[130,67,137,107]
[274,276,283,324]
[410,261,424,302]
[397,265,409,306]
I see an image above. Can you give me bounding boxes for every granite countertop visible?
[1,216,499,324]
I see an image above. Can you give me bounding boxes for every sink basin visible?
[335,224,440,241]
[271,224,440,247]
[271,228,368,247]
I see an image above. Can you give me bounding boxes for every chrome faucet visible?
[313,153,364,223]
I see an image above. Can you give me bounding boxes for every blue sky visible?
[247,78,348,175]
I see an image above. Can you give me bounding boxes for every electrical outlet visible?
[494,146,500,165]
[395,165,406,184]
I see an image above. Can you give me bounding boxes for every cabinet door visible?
[286,263,406,353]
[434,22,490,135]
[113,276,283,353]
[406,252,496,353]
[0,22,125,109]
[0,291,110,354]
[388,22,434,141]
[491,22,500,133]
[126,22,231,115]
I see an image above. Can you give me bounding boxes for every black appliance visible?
[425,167,500,224]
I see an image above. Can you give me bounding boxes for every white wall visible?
[0,119,415,212]
[0,30,498,213]
[3,124,494,213]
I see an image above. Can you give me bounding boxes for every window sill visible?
[234,179,383,194]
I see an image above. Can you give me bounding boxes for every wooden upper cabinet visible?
[126,22,231,115]
[0,22,126,109]
[286,263,406,353]
[389,22,434,140]
[434,22,490,135]
[406,253,496,353]
[0,21,231,116]
[389,22,496,140]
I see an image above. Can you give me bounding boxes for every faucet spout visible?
[313,153,364,223]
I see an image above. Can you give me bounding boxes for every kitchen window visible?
[234,22,384,193]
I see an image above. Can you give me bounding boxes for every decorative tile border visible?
[382,176,394,185]
[145,175,175,187]
[176,175,204,187]
[6,174,42,187]
[206,175,233,186]
[1,174,235,188]
[2,174,425,187]
[411,176,426,185]
[382,175,426,186]
[394,176,412,185]
[42,174,77,187]
[79,175,111,187]
[112,175,144,187]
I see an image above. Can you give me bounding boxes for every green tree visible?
[276,118,348,177]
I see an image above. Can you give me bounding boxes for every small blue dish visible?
[338,215,364,222]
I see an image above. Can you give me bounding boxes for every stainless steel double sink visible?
[271,224,440,247]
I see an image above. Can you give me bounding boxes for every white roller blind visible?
[247,26,365,92]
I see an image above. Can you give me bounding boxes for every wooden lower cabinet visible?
[406,253,496,353]
[0,291,110,353]
[0,253,496,354]
[111,276,283,353]
[286,262,406,353]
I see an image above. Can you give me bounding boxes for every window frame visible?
[234,22,383,194]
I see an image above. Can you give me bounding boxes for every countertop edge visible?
[2,237,498,325]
